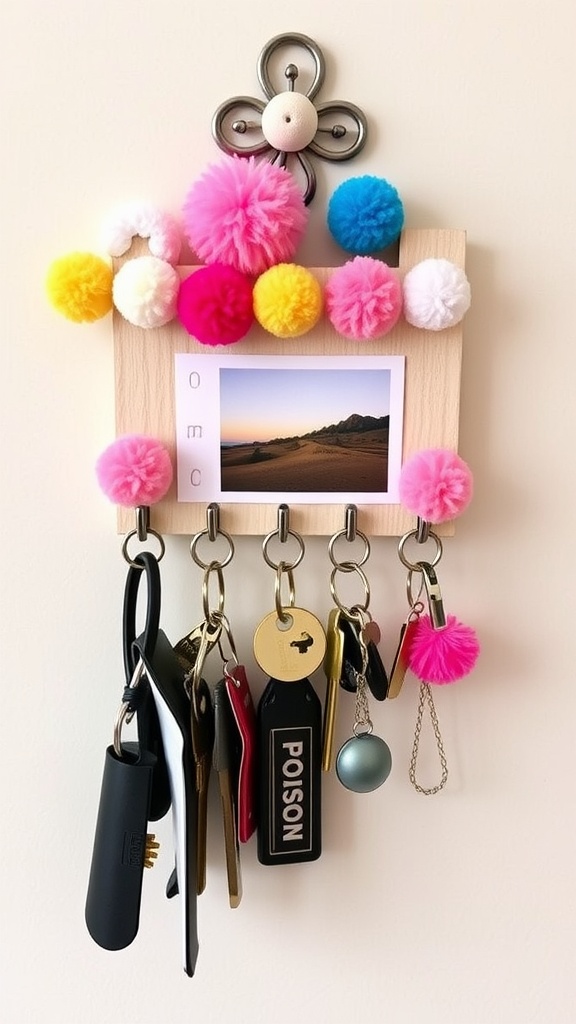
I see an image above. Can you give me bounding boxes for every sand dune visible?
[221,432,388,492]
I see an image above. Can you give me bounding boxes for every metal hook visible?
[206,502,219,543]
[135,506,149,543]
[345,504,357,543]
[278,503,289,544]
[416,517,431,544]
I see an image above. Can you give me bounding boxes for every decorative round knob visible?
[261,92,319,152]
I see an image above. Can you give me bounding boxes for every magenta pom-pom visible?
[96,435,173,507]
[182,155,308,276]
[325,257,402,340]
[399,448,473,523]
[177,264,254,346]
[407,614,480,684]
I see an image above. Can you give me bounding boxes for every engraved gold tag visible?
[253,607,327,682]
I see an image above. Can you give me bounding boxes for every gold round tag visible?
[253,607,327,682]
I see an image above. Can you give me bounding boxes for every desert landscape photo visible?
[219,367,391,494]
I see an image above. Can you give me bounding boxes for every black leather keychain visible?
[85,552,169,952]
[253,563,325,865]
[256,676,322,865]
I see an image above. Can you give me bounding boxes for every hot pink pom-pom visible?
[325,257,402,340]
[407,614,480,684]
[182,155,308,276]
[96,435,173,507]
[177,264,254,346]
[399,448,473,523]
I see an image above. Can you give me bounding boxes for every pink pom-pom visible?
[177,264,254,346]
[182,155,308,276]
[96,435,173,507]
[399,448,473,523]
[325,257,402,340]
[407,614,480,684]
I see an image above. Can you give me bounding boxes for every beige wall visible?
[1,1,574,1021]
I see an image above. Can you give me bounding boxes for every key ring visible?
[121,527,165,567]
[275,561,296,624]
[397,528,443,571]
[328,527,370,570]
[330,561,371,617]
[262,505,305,571]
[190,526,234,571]
[202,560,226,625]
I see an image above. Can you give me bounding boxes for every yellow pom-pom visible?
[46,252,113,323]
[253,264,322,338]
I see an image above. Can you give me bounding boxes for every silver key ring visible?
[328,527,371,570]
[121,528,165,567]
[262,527,305,571]
[398,528,443,571]
[330,562,371,617]
[190,527,235,571]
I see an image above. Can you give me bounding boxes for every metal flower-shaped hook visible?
[211,32,368,205]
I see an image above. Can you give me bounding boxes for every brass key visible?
[213,680,242,909]
[321,608,345,772]
[174,617,222,697]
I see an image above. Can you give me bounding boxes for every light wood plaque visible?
[114,228,465,536]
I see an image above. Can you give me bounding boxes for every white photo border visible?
[175,353,405,505]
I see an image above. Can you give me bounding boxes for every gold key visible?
[213,681,242,909]
[321,608,345,772]
[174,617,222,695]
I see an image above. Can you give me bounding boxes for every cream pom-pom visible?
[112,256,180,328]
[403,258,471,331]
[101,202,181,264]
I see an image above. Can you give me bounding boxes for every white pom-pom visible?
[101,201,181,264]
[112,256,180,328]
[403,258,471,330]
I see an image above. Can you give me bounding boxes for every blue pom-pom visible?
[327,176,404,254]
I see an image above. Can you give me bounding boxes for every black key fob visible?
[85,742,156,951]
[339,616,389,701]
[257,677,322,865]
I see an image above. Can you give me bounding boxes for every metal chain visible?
[409,682,448,795]
[352,635,373,736]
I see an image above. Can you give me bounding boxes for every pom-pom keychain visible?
[392,447,479,794]
[46,252,113,323]
[407,612,479,684]
[402,258,471,331]
[177,264,254,346]
[253,263,322,338]
[327,175,404,255]
[182,155,308,276]
[325,256,402,340]
[96,435,173,507]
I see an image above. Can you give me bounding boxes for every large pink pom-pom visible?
[325,257,402,340]
[407,614,479,684]
[177,264,254,346]
[399,448,473,523]
[96,435,173,507]
[182,155,308,276]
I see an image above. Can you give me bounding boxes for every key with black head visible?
[339,612,389,701]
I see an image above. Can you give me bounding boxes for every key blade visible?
[323,608,345,679]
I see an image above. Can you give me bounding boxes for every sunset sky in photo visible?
[220,368,391,444]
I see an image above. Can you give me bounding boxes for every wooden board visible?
[114,228,465,536]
